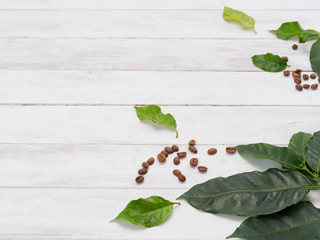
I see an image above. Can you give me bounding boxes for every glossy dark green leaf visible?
[237,143,301,169]
[177,168,312,216]
[134,105,178,137]
[251,53,288,72]
[228,201,320,240]
[310,38,320,77]
[306,131,320,174]
[223,6,256,33]
[111,196,180,228]
[289,132,312,163]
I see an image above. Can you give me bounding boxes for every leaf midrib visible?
[128,203,173,218]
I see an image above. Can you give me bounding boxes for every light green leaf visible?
[223,6,256,33]
[177,168,312,216]
[134,105,178,137]
[306,131,320,174]
[251,53,289,72]
[228,201,320,240]
[111,196,180,228]
[310,38,320,77]
[288,132,312,163]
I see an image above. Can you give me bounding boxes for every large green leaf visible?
[236,143,301,169]
[306,131,320,174]
[177,169,312,216]
[310,38,320,77]
[228,201,320,240]
[134,105,178,137]
[251,53,288,72]
[288,132,312,162]
[111,196,180,228]
[223,6,256,33]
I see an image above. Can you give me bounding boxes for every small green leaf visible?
[251,53,289,72]
[111,196,180,228]
[236,143,300,169]
[177,168,312,216]
[310,38,320,77]
[306,131,320,174]
[134,105,178,138]
[223,6,256,33]
[227,201,320,240]
[288,132,312,163]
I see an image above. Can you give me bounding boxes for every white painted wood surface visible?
[1,0,320,239]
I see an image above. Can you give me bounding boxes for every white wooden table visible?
[1,0,320,239]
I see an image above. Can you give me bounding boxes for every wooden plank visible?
[0,106,318,144]
[1,10,319,39]
[0,39,313,71]
[0,0,319,10]
[1,70,320,106]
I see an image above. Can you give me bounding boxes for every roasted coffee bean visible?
[281,56,288,62]
[188,139,196,146]
[161,150,168,157]
[310,73,317,79]
[294,78,301,84]
[135,176,144,183]
[164,146,174,154]
[292,72,301,78]
[292,44,298,50]
[190,158,198,167]
[208,148,217,155]
[173,157,180,165]
[318,78,320,83]
[303,74,309,80]
[188,145,198,153]
[178,174,186,182]
[138,168,147,175]
[157,153,166,162]
[296,84,303,91]
[173,169,181,177]
[177,152,187,158]
[198,166,208,172]
[311,84,318,90]
[172,145,179,152]
[303,84,310,89]
[283,70,290,76]
[226,147,237,153]
[147,157,155,165]
[296,69,302,74]
[142,162,149,169]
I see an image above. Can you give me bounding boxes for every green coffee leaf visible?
[177,168,312,216]
[223,6,256,33]
[306,131,320,174]
[310,38,320,77]
[111,196,180,228]
[288,132,312,162]
[227,201,320,240]
[270,21,319,42]
[236,143,301,169]
[134,105,178,138]
[251,53,289,72]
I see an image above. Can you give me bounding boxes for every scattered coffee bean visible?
[177,152,187,158]
[142,162,149,169]
[226,147,237,154]
[283,70,290,76]
[138,168,147,175]
[135,176,144,183]
[164,146,174,154]
[188,145,198,153]
[318,78,320,83]
[157,153,166,162]
[173,157,180,165]
[190,158,199,167]
[173,169,181,177]
[292,72,301,78]
[198,166,208,172]
[310,73,317,79]
[296,84,303,91]
[296,69,302,74]
[178,174,186,182]
[294,78,301,84]
[172,145,179,152]
[208,148,217,155]
[281,56,288,62]
[292,44,298,50]
[147,157,155,165]
[303,74,309,80]
[189,139,196,146]
[303,84,310,89]
[161,150,168,157]
[311,84,318,90]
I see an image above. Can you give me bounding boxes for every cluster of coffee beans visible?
[135,140,237,184]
